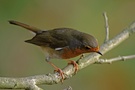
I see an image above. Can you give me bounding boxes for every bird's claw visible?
[68,60,79,74]
[54,68,65,83]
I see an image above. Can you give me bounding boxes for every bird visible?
[9,20,102,82]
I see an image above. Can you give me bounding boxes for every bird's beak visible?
[96,51,103,56]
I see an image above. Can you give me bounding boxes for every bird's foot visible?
[54,68,65,83]
[68,60,79,74]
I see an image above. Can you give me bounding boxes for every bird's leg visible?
[65,59,79,74]
[46,59,64,82]
[76,54,85,64]
[79,54,85,59]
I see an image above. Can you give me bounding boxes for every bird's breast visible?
[61,48,87,59]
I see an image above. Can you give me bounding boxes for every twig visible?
[103,12,109,42]
[95,55,135,64]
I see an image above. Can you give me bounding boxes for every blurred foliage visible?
[0,0,135,90]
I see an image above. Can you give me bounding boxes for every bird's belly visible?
[41,47,61,59]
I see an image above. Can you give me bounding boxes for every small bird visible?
[9,20,102,81]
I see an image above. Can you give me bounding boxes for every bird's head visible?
[81,34,102,55]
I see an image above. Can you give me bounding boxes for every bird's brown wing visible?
[25,31,69,49]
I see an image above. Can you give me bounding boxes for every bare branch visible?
[95,55,135,64]
[103,12,109,42]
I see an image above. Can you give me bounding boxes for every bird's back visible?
[25,28,86,49]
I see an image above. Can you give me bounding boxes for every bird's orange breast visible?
[61,46,99,59]
[61,48,87,59]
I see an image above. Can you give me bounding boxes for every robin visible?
[9,20,102,81]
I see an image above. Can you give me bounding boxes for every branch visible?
[95,55,135,64]
[103,12,109,42]
[0,17,135,89]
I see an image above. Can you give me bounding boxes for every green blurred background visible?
[0,0,135,90]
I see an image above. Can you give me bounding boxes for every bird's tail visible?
[9,20,43,34]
